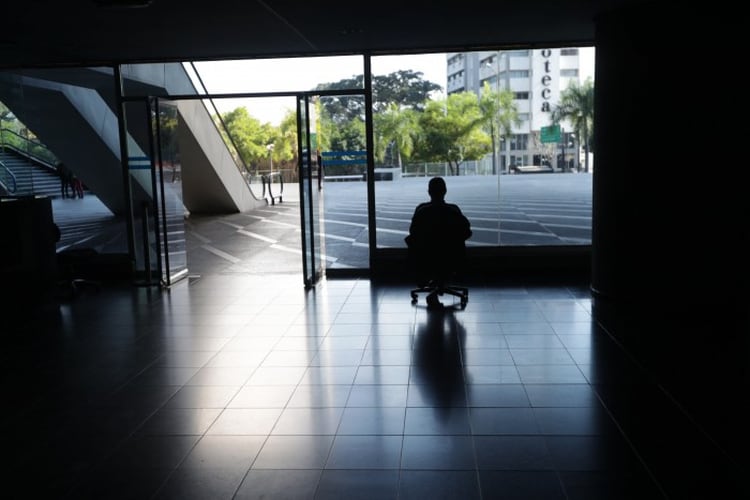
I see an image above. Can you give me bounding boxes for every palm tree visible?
[373,103,418,169]
[551,77,594,172]
[479,82,521,174]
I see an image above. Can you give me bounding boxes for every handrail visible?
[0,159,18,194]
[0,128,58,169]
[183,62,266,203]
[262,171,284,205]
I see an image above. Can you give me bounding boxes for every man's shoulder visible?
[413,201,433,214]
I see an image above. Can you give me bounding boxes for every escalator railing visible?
[0,159,17,194]
[260,171,284,205]
[1,128,59,197]
[0,128,58,168]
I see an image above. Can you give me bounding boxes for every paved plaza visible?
[52,173,593,277]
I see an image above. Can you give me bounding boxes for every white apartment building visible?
[446,48,588,173]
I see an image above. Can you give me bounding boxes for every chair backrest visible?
[406,201,470,284]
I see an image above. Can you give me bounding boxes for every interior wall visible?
[591,1,748,464]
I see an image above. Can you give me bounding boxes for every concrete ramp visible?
[0,65,266,215]
[177,99,262,213]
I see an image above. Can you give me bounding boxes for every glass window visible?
[187,55,364,94]
[372,47,593,251]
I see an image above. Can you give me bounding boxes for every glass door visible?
[152,98,189,286]
[123,98,162,285]
[297,94,322,288]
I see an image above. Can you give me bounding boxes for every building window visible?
[560,69,579,77]
[514,91,529,99]
[561,48,579,56]
[448,70,464,82]
[517,113,529,121]
[509,70,529,78]
[448,54,464,65]
[481,75,501,88]
[480,56,495,67]
[508,50,530,57]
[510,134,528,151]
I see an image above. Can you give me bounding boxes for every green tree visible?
[315,69,441,120]
[221,107,277,172]
[276,109,299,170]
[550,77,594,172]
[0,101,14,125]
[318,95,366,153]
[414,92,491,175]
[373,103,418,168]
[478,82,521,174]
[157,104,179,164]
[315,69,442,156]
[371,70,441,113]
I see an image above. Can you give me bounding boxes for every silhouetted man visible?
[406,176,471,309]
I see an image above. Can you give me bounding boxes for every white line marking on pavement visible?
[320,219,367,228]
[271,244,337,262]
[237,230,278,243]
[318,233,355,242]
[270,243,300,254]
[242,214,299,228]
[201,244,241,263]
[217,220,244,230]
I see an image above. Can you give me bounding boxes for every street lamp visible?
[266,143,274,174]
[483,52,501,175]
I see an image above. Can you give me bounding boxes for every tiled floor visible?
[0,277,637,498]
[2,271,745,498]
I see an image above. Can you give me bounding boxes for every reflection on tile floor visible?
[2,273,743,499]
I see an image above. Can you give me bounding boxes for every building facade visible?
[447,48,586,172]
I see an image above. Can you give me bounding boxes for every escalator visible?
[0,64,268,284]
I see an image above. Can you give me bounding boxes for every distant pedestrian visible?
[72,175,84,199]
[57,162,72,198]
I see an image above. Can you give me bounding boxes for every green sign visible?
[540,125,561,143]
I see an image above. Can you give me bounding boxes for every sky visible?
[193,48,594,126]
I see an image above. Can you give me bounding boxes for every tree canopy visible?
[315,69,442,121]
[221,107,279,172]
[414,92,491,175]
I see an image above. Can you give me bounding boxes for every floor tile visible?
[252,435,335,469]
[6,269,742,499]
[398,470,481,500]
[235,469,321,499]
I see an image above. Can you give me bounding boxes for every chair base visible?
[410,282,469,309]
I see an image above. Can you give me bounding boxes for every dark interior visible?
[1,1,746,498]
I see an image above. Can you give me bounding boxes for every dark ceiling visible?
[2,0,645,68]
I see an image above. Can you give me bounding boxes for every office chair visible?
[407,239,469,309]
[410,279,468,309]
[56,248,102,299]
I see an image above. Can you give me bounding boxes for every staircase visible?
[0,148,61,198]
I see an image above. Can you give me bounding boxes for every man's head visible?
[428,176,447,201]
